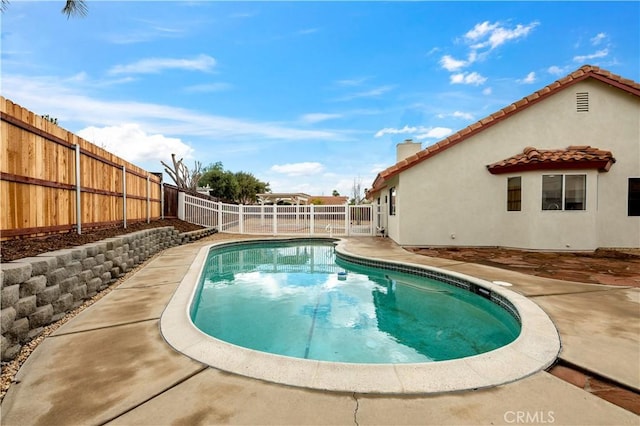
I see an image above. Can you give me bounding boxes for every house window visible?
[507,177,521,211]
[542,174,586,211]
[629,178,640,216]
[389,187,396,216]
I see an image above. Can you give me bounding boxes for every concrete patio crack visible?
[50,317,160,337]
[98,365,209,426]
[529,287,633,298]
[352,392,360,426]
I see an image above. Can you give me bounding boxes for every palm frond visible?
[61,0,88,18]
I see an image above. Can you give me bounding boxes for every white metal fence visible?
[179,193,382,237]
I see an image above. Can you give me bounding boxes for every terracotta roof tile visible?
[487,146,616,174]
[366,65,638,198]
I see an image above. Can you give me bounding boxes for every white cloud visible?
[591,32,607,46]
[108,54,216,75]
[469,21,539,50]
[518,71,536,84]
[440,55,468,72]
[271,162,325,176]
[464,21,500,42]
[335,77,369,87]
[103,25,186,45]
[452,111,475,120]
[184,82,232,93]
[573,48,609,63]
[77,124,193,163]
[450,71,487,85]
[374,125,452,139]
[426,47,440,56]
[298,28,319,35]
[482,87,493,95]
[416,127,452,140]
[2,74,343,142]
[370,163,388,174]
[337,85,395,101]
[440,20,538,73]
[300,113,342,124]
[547,65,570,75]
[437,111,474,120]
[374,125,419,138]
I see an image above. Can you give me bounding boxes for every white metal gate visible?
[179,193,379,237]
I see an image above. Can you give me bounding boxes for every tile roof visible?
[367,65,639,197]
[309,195,349,205]
[486,145,616,174]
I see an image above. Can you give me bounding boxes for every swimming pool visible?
[161,238,560,393]
[190,240,520,364]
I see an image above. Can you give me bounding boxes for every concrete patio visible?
[1,235,638,425]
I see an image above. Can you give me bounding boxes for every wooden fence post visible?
[122,165,127,229]
[146,175,150,223]
[75,143,82,235]
[160,183,164,220]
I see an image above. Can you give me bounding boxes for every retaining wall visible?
[0,226,216,361]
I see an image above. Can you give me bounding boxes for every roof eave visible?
[370,66,638,186]
[487,159,614,175]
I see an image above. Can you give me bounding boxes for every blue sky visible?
[2,1,638,197]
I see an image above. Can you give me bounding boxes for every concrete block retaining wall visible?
[0,226,217,361]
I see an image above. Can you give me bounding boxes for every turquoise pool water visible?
[190,240,521,364]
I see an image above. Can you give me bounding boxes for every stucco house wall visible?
[371,67,639,250]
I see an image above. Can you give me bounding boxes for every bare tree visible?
[161,154,202,191]
[350,176,363,205]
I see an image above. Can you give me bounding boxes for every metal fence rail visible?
[179,193,379,237]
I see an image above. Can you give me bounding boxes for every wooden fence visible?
[1,97,163,240]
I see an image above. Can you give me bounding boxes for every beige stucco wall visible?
[389,78,639,250]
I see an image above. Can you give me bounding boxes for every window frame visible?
[542,174,586,211]
[389,187,396,216]
[629,177,640,216]
[507,176,522,212]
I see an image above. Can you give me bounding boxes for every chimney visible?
[396,139,422,162]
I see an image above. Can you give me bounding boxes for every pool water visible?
[190,241,520,364]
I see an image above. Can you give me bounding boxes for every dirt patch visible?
[408,247,640,288]
[1,219,205,262]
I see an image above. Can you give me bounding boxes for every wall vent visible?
[576,92,589,112]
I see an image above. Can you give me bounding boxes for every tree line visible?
[162,155,269,204]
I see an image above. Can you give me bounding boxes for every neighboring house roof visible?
[255,193,349,205]
[309,195,349,205]
[257,193,311,204]
[487,146,616,174]
[367,65,640,198]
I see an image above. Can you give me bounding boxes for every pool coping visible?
[160,237,561,394]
